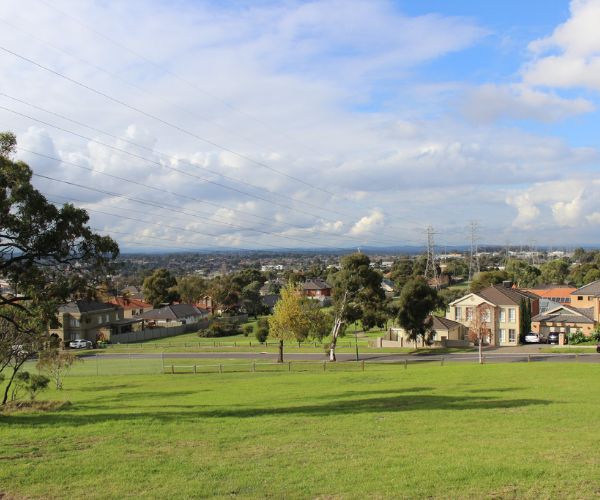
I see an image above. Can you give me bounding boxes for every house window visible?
[69,318,80,327]
[466,307,473,321]
[97,316,102,324]
[508,308,516,322]
[509,329,516,342]
[578,296,583,301]
[455,307,462,321]
[499,329,506,343]
[499,309,506,322]
[482,309,491,322]
[105,314,110,323]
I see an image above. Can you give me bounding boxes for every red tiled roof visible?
[108,297,152,310]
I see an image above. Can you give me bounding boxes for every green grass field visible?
[2,363,600,498]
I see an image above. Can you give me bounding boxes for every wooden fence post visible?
[441,357,444,367]
[219,364,223,374]
[323,360,326,371]
[361,360,365,372]
[193,365,197,374]
[252,362,256,372]
[171,364,174,374]
[404,359,408,369]
[288,361,292,372]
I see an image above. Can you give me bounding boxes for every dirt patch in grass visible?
[0,400,71,415]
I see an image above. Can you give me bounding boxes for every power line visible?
[33,174,347,249]
[0,44,340,198]
[2,103,412,246]
[0,92,352,219]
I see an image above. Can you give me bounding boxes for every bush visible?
[243,324,254,337]
[255,317,269,343]
[591,330,600,342]
[567,329,587,345]
[197,321,241,338]
[11,371,50,402]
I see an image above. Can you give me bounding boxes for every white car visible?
[69,339,93,349]
[524,333,540,343]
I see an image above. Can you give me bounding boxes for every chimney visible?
[502,280,513,288]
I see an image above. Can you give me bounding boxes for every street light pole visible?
[355,323,359,361]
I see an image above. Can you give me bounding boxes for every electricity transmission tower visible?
[424,225,439,289]
[468,221,480,282]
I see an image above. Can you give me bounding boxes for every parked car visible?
[524,333,540,343]
[547,332,560,344]
[69,339,93,349]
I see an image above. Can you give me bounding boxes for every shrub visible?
[255,317,269,343]
[197,321,241,338]
[11,372,50,402]
[243,324,254,337]
[567,329,587,345]
[591,329,600,342]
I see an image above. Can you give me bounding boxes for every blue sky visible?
[1,0,599,249]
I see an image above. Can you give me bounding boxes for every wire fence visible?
[20,351,599,377]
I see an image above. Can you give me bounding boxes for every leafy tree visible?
[240,281,264,318]
[444,258,469,279]
[539,259,570,285]
[37,343,80,390]
[268,282,328,362]
[177,275,207,304]
[231,269,266,290]
[208,275,240,314]
[143,268,179,307]
[396,278,440,348]
[469,270,508,293]
[0,132,118,405]
[390,257,413,289]
[505,259,541,288]
[583,268,600,285]
[519,298,532,344]
[328,253,385,361]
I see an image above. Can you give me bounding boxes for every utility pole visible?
[424,225,439,289]
[468,221,480,282]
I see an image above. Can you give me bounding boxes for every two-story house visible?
[447,283,538,346]
[51,300,125,345]
[108,296,153,318]
[301,278,332,301]
[530,280,600,338]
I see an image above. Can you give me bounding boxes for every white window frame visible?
[499,329,506,343]
[499,309,506,322]
[508,308,516,322]
[509,329,516,342]
[466,307,473,321]
[455,307,462,321]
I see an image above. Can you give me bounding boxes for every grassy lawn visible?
[2,363,600,498]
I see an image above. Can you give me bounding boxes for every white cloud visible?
[524,0,600,91]
[462,84,594,123]
[350,210,385,236]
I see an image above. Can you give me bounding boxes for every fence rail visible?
[104,340,372,349]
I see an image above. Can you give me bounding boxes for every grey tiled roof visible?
[477,285,533,306]
[142,304,206,320]
[571,280,600,297]
[532,306,595,324]
[59,301,117,314]
[431,316,464,330]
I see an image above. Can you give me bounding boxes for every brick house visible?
[447,284,539,346]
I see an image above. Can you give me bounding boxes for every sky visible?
[1,0,600,251]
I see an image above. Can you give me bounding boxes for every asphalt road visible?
[83,351,600,364]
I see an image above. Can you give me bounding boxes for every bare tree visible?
[468,304,492,365]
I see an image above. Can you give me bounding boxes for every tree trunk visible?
[277,339,284,363]
[329,318,342,362]
[329,291,348,362]
[2,365,19,405]
[478,335,483,365]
